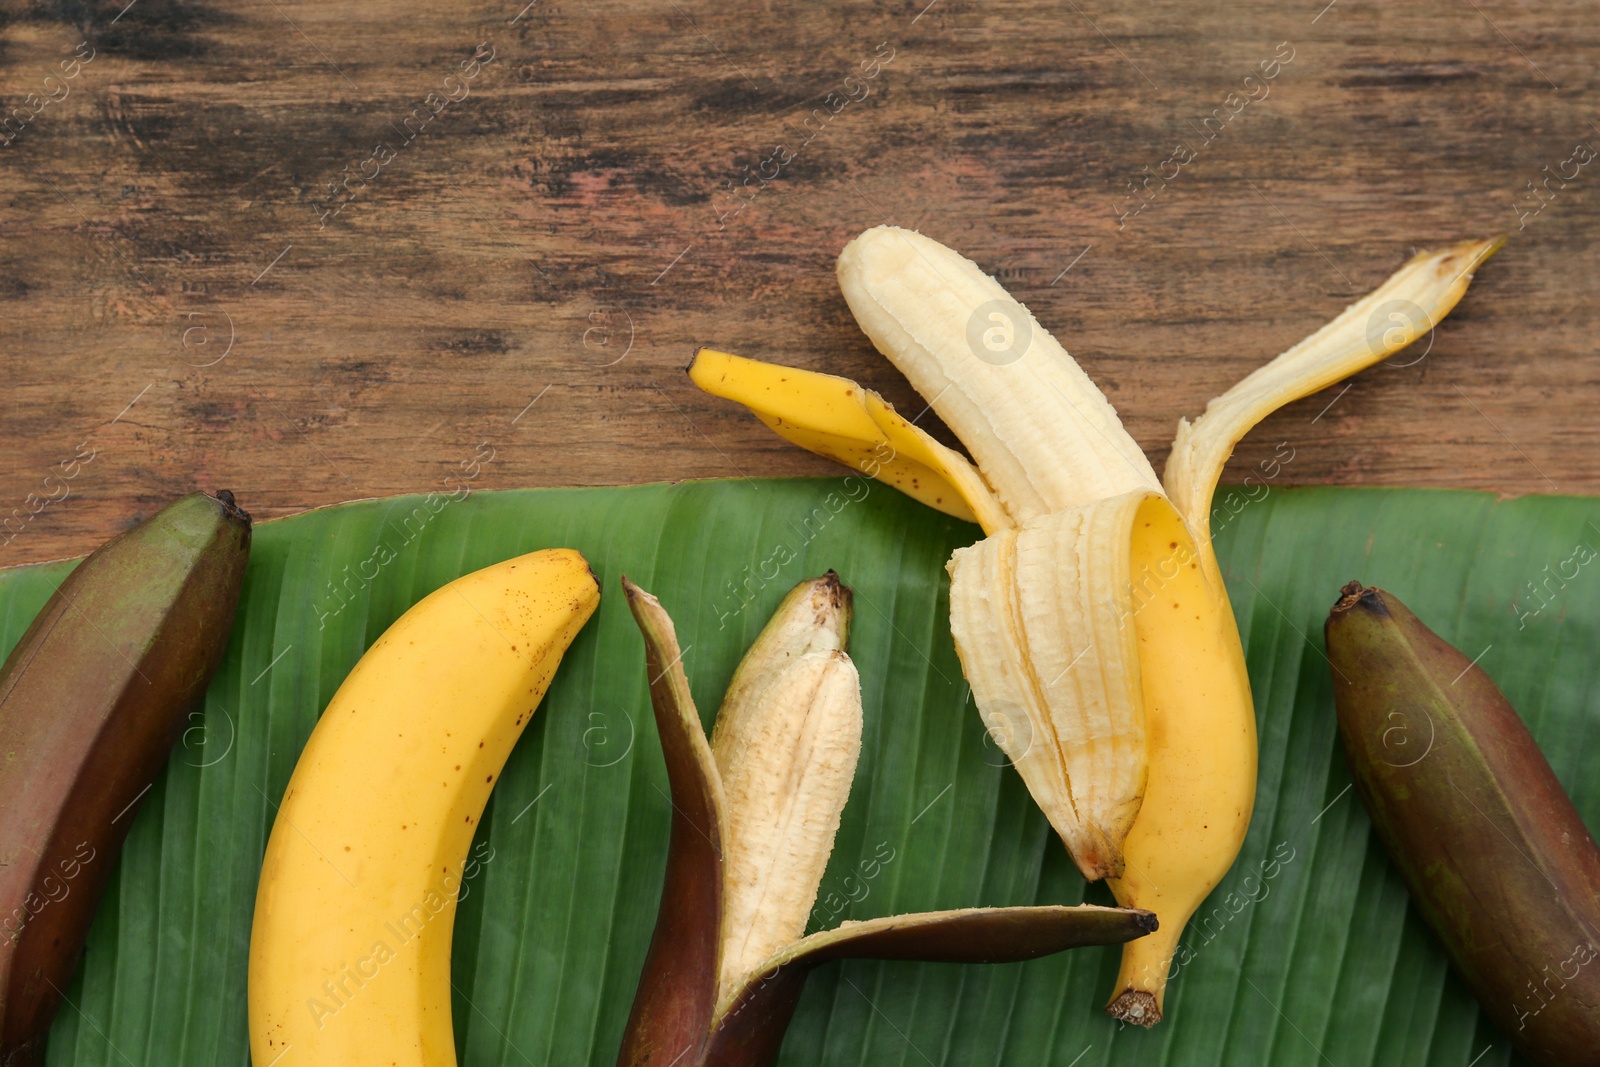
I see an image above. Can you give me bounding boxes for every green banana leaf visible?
[8,478,1595,1067]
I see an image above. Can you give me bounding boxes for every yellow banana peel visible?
[691,224,1501,1024]
[689,349,1007,532]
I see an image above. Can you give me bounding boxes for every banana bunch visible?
[248,548,600,1066]
[691,225,1501,1024]
[617,573,1155,1067]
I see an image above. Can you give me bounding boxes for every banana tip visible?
[819,568,851,604]
[1332,580,1388,616]
[1105,989,1161,1028]
[211,489,251,525]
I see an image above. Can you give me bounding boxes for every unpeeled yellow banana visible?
[248,548,599,1065]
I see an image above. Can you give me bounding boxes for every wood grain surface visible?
[0,0,1594,564]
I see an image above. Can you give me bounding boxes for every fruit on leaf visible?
[708,575,860,1000]
[617,573,1157,1067]
[247,548,599,1067]
[1326,582,1600,1067]
[0,490,252,1067]
[694,224,1501,1024]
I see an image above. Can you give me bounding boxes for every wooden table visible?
[2,0,1594,564]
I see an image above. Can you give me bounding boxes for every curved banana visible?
[694,224,1501,1025]
[835,227,1162,522]
[248,548,600,1066]
[1107,233,1504,1024]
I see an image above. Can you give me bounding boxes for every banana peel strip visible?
[1165,235,1506,541]
[689,348,1007,532]
[618,579,729,1067]
[706,904,1156,1066]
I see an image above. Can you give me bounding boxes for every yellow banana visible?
[248,548,600,1065]
[1107,234,1504,1024]
[693,224,1501,1025]
[1101,495,1254,1025]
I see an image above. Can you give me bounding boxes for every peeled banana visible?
[694,224,1501,1024]
[708,575,861,1001]
[248,548,599,1066]
[946,495,1151,879]
[617,573,1157,1066]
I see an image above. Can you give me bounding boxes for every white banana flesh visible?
[712,575,848,751]
[714,649,862,999]
[704,574,863,1014]
[837,226,1160,523]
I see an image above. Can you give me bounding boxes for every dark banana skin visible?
[0,491,250,1067]
[1326,582,1600,1067]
